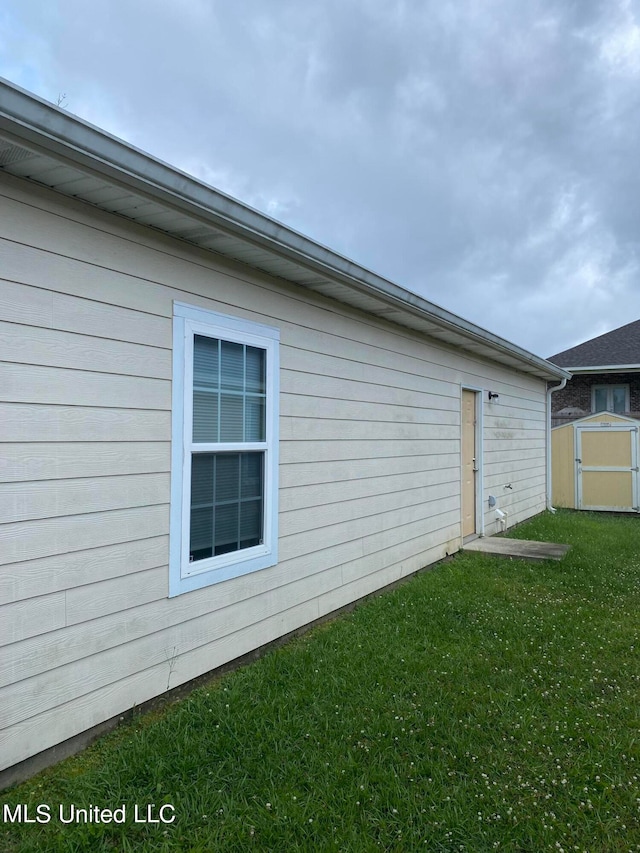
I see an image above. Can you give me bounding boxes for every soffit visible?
[0,111,566,382]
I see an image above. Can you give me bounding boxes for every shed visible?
[0,78,569,786]
[552,412,640,511]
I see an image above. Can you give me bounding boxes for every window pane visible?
[220,394,244,441]
[190,455,214,562]
[191,454,214,504]
[240,498,262,545]
[190,508,213,560]
[245,396,265,441]
[193,390,219,442]
[245,346,265,392]
[190,451,264,562]
[593,388,608,412]
[215,454,239,502]
[612,387,626,413]
[241,453,263,499]
[193,337,267,445]
[194,335,219,389]
[221,341,244,391]
[214,503,239,554]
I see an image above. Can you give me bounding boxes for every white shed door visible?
[576,425,638,512]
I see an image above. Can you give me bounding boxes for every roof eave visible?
[0,77,567,382]
[560,364,640,374]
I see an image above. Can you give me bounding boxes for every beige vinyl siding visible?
[0,174,549,771]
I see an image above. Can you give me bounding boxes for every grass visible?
[2,509,639,852]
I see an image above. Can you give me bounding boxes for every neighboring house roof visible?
[549,320,640,372]
[0,77,568,382]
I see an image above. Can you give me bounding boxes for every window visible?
[592,384,629,414]
[170,303,279,596]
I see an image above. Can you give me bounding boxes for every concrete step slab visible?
[463,537,570,561]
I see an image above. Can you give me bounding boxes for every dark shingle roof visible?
[548,319,640,367]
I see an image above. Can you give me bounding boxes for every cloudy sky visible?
[2,0,640,359]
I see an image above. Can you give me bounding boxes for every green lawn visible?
[2,510,639,852]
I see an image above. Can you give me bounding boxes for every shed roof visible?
[548,320,640,371]
[0,77,568,382]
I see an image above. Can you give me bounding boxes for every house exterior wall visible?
[551,374,640,426]
[0,173,549,773]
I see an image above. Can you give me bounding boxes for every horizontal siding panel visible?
[282,326,543,398]
[280,452,459,489]
[0,660,169,770]
[0,362,170,409]
[283,369,460,410]
[483,494,546,533]
[280,466,455,512]
[280,438,460,464]
[2,561,329,687]
[0,224,301,337]
[280,418,457,442]
[348,522,461,584]
[481,446,545,465]
[0,536,168,605]
[0,597,320,771]
[485,427,546,442]
[65,566,167,626]
[484,422,546,437]
[501,480,548,507]
[0,195,512,385]
[285,341,545,401]
[482,396,546,415]
[0,515,461,688]
[0,277,170,348]
[273,508,455,594]
[279,495,460,563]
[0,320,171,379]
[282,346,459,395]
[484,407,546,424]
[281,394,460,426]
[318,539,454,617]
[281,480,456,538]
[0,567,346,728]
[3,473,169,524]
[1,195,336,339]
[0,270,54,325]
[0,505,168,566]
[487,456,544,473]
[484,439,545,452]
[0,234,171,318]
[1,593,66,644]
[0,185,549,399]
[485,469,545,490]
[0,404,170,442]
[0,573,162,686]
[0,441,170,483]
[506,493,546,522]
[359,506,459,559]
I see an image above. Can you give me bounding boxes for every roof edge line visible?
[560,364,640,373]
[0,77,568,381]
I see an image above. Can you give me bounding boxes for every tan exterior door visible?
[461,390,477,537]
[577,425,638,511]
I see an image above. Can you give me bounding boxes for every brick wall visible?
[550,373,640,426]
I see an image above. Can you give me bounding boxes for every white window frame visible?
[591,384,629,414]
[169,302,279,596]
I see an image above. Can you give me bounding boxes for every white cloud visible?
[1,0,638,356]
